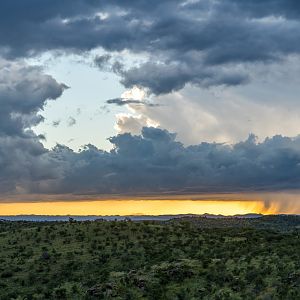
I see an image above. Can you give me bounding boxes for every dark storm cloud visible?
[43,127,300,195]
[6,124,300,194]
[2,1,300,196]
[1,1,300,94]
[94,54,112,71]
[222,0,300,19]
[106,98,159,107]
[0,60,67,137]
[0,59,66,193]
[120,62,249,95]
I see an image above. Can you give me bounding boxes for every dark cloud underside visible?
[1,1,300,94]
[0,59,66,193]
[1,61,299,195]
[106,98,158,107]
[36,127,300,195]
[0,1,300,196]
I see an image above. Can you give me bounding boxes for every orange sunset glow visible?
[0,199,285,216]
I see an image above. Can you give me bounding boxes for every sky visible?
[1,0,300,205]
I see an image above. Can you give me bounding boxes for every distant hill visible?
[0,213,264,222]
[1,214,300,232]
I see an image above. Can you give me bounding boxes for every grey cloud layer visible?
[45,127,300,195]
[2,61,300,195]
[106,98,158,107]
[1,1,300,93]
[1,1,300,196]
[0,60,66,193]
[0,60,67,136]
[1,61,300,195]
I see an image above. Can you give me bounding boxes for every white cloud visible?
[113,57,300,145]
[121,86,146,101]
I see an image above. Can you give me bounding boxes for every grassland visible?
[0,215,299,299]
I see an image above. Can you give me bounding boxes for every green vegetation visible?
[0,216,299,299]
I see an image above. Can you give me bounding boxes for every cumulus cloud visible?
[1,0,300,198]
[2,105,300,195]
[114,113,158,135]
[0,59,66,193]
[0,1,300,93]
[44,127,300,195]
[0,59,66,136]
[114,54,300,146]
